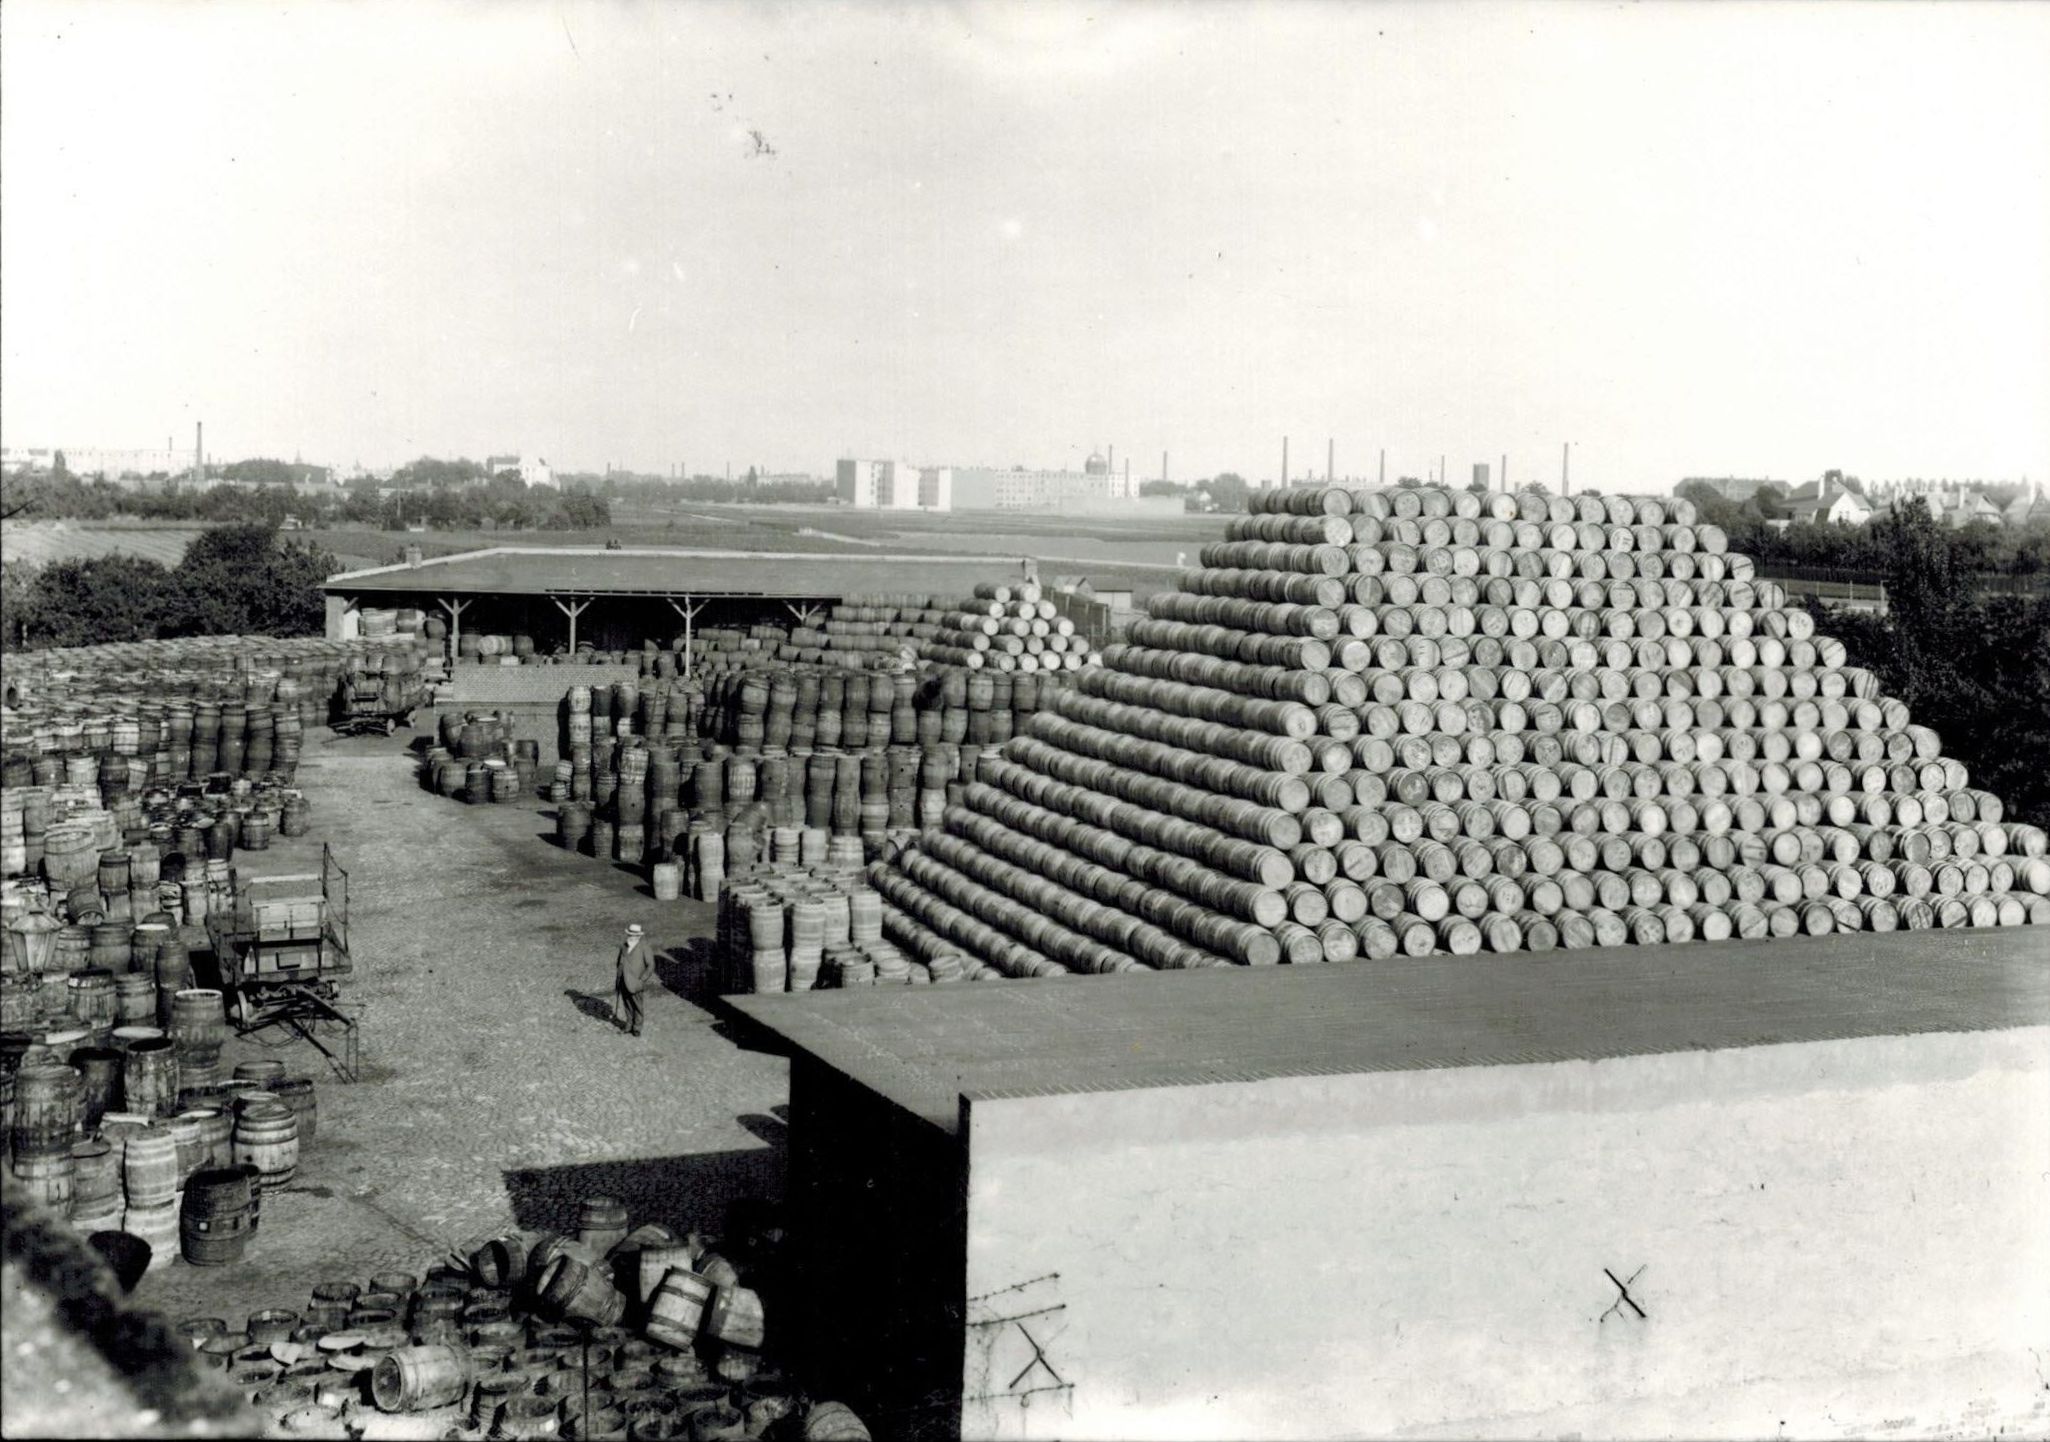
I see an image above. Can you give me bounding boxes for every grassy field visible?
[2,504,1212,597]
[0,520,209,569]
[306,502,1206,591]
[0,519,389,572]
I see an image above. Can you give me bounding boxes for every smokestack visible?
[1124,457,1130,496]
[1162,450,1168,484]
[1282,436,1289,488]
[1562,441,1571,494]
[195,422,203,482]
[1501,454,1508,494]
[1328,438,1335,486]
[1378,448,1386,486]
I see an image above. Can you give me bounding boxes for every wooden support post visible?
[552,595,591,656]
[782,601,824,629]
[438,597,469,664]
[666,595,706,678]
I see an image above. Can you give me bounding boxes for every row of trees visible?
[1814,499,2050,830]
[1,464,612,534]
[1676,478,2050,575]
[1,526,335,650]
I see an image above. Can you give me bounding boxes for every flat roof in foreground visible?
[732,928,2050,1133]
[324,547,1031,600]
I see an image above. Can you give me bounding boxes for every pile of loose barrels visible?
[3,775,310,925]
[158,1198,871,1439]
[1,996,316,1275]
[849,483,2050,977]
[422,712,545,805]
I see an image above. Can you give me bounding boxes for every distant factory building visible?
[951,452,1137,512]
[835,459,937,509]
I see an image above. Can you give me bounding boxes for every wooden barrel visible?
[10,1062,82,1158]
[70,1045,123,1130]
[113,972,157,1024]
[120,1124,180,1207]
[704,1284,766,1349]
[11,1148,75,1214]
[88,922,131,973]
[372,1345,473,1412]
[168,987,225,1053]
[232,1100,299,1191]
[536,1253,627,1328]
[122,1037,179,1118]
[644,1268,714,1349]
[802,1403,873,1441]
[637,1245,696,1303]
[121,1196,180,1270]
[180,1165,257,1265]
[575,1195,630,1256]
[273,1076,318,1143]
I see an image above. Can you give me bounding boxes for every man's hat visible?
[626,923,644,936]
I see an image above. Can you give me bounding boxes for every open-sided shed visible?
[322,546,1036,655]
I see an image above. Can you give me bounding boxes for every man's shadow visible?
[563,988,617,1027]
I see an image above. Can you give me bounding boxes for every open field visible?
[133,726,790,1331]
[0,521,209,570]
[0,520,387,573]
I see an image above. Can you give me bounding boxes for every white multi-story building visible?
[835,459,929,509]
[950,452,1135,511]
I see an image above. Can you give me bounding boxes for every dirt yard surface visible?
[133,723,790,1329]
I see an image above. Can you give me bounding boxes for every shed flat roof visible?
[731,927,2050,1134]
[324,547,1031,600]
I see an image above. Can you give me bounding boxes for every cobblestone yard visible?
[135,723,790,1328]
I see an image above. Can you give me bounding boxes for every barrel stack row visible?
[853,483,2049,978]
[460,672,1076,900]
[713,855,1002,991]
[692,662,1072,753]
[153,1197,868,1439]
[1,1006,317,1275]
[558,747,976,899]
[2,632,423,780]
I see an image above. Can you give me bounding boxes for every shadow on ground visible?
[502,1145,787,1240]
[656,939,724,1004]
[563,988,618,1027]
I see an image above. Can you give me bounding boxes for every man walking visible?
[614,923,651,1037]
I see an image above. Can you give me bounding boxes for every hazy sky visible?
[4,1,2048,489]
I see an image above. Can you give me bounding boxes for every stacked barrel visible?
[522,666,1084,893]
[713,856,998,991]
[691,663,1073,752]
[335,647,431,720]
[1,1009,318,1272]
[851,483,2049,978]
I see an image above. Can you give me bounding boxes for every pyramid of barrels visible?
[857,483,2050,976]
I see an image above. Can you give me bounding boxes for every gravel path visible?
[134,724,789,1328]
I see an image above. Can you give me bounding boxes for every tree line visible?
[1814,498,2050,830]
[1,525,335,651]
[1,460,612,533]
[1675,478,2049,576]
